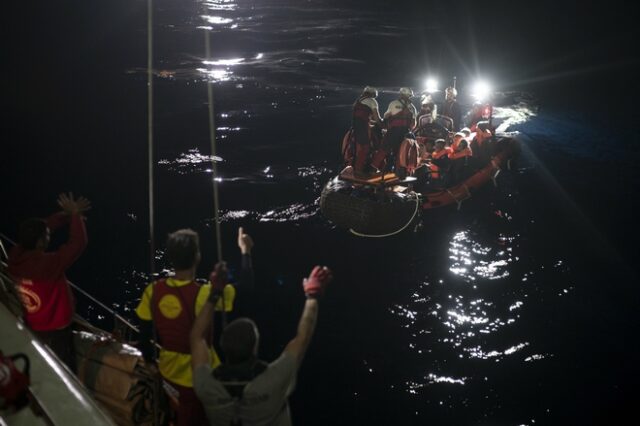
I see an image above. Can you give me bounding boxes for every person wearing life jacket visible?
[468,101,494,132]
[469,120,494,167]
[7,192,91,373]
[136,227,254,426]
[370,87,417,172]
[430,139,452,183]
[441,86,462,131]
[351,86,382,176]
[191,264,333,426]
[414,95,438,137]
[449,138,473,182]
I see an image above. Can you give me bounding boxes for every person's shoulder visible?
[361,97,378,109]
[268,352,298,373]
[193,364,221,396]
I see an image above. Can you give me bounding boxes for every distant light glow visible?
[255,53,264,59]
[204,58,244,66]
[202,15,233,25]
[197,67,232,81]
[424,78,438,93]
[472,80,492,100]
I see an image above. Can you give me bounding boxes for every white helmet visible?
[399,87,414,98]
[363,86,378,97]
[445,86,457,98]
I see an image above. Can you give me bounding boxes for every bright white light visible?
[255,53,264,59]
[424,78,438,93]
[472,81,491,100]
[202,15,233,25]
[203,58,244,66]
[197,68,232,81]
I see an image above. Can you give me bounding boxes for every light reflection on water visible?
[448,230,514,282]
[388,228,538,393]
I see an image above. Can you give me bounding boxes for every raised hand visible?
[237,227,254,254]
[57,192,91,215]
[209,261,228,300]
[302,266,333,299]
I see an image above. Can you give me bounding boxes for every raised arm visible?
[235,227,254,293]
[284,266,332,365]
[50,193,91,275]
[190,262,228,370]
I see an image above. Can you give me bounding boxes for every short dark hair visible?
[18,218,47,250]
[165,229,200,270]
[221,318,259,364]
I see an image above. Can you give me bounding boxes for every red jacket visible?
[8,213,88,331]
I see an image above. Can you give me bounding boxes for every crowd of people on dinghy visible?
[345,82,498,189]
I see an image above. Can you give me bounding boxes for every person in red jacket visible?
[8,192,91,372]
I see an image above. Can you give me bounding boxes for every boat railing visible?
[0,231,140,342]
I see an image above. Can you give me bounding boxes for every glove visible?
[208,261,228,303]
[303,266,333,299]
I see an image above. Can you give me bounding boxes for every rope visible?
[147,0,155,275]
[349,192,421,238]
[204,30,223,263]
[146,3,161,424]
[204,29,227,327]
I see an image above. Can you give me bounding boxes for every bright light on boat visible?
[472,80,491,100]
[256,53,264,60]
[424,78,438,93]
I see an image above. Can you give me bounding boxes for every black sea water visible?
[3,0,639,425]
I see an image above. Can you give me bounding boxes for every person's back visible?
[192,265,333,426]
[136,227,253,426]
[371,87,417,172]
[351,86,382,176]
[7,193,90,371]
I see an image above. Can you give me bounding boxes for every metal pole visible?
[147,0,155,275]
[205,30,223,262]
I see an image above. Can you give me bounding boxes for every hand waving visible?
[237,227,254,254]
[57,192,92,215]
[208,261,229,301]
[302,266,333,299]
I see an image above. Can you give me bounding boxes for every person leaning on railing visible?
[7,192,91,373]
[135,227,254,426]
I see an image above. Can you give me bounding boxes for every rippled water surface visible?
[4,0,639,425]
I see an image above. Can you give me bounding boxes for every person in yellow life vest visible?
[136,227,254,426]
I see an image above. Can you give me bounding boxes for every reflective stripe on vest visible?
[387,100,414,129]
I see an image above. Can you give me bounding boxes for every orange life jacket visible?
[387,99,414,129]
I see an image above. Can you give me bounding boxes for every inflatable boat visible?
[320,134,519,236]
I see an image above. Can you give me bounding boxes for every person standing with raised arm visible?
[135,227,254,426]
[8,192,91,372]
[191,264,333,426]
